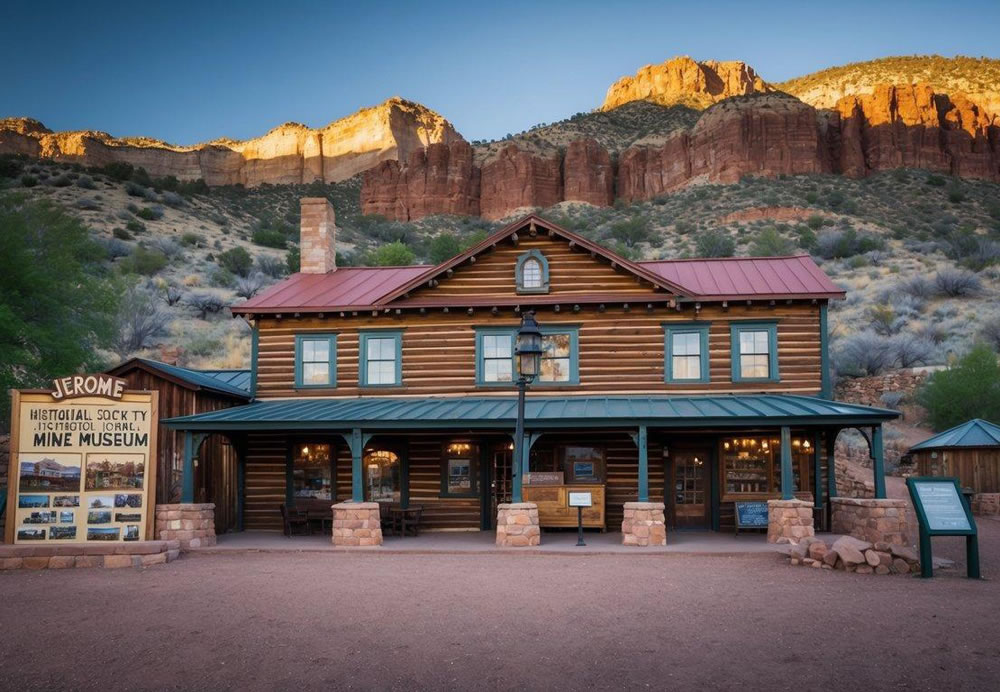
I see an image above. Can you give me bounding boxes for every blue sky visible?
[2,0,997,144]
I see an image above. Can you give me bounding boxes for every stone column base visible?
[972,493,1000,516]
[496,503,540,547]
[155,503,216,550]
[332,502,383,547]
[767,499,815,544]
[622,502,666,546]
[831,497,909,545]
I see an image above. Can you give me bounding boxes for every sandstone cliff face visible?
[600,56,772,111]
[0,98,462,186]
[479,145,563,220]
[563,138,615,207]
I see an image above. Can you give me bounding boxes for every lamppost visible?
[512,310,543,503]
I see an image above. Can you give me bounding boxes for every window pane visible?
[495,359,512,382]
[740,331,754,354]
[673,332,700,357]
[380,361,396,384]
[292,443,332,500]
[673,355,700,380]
[303,362,329,385]
[541,357,570,382]
[741,354,769,379]
[363,450,400,503]
[484,359,498,382]
[543,333,570,357]
[522,259,542,288]
[754,331,769,354]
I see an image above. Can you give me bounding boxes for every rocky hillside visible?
[778,55,1000,114]
[0,98,461,187]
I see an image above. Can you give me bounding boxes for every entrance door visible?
[671,449,709,529]
[489,444,513,527]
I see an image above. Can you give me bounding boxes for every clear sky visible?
[2,0,997,144]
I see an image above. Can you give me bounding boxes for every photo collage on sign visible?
[16,451,146,543]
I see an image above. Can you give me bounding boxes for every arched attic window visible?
[515,249,549,294]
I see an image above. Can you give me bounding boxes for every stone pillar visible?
[331,502,383,547]
[495,502,540,547]
[621,501,666,546]
[154,503,216,550]
[299,197,337,274]
[831,497,908,545]
[767,499,815,543]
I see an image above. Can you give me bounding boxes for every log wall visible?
[915,448,1000,493]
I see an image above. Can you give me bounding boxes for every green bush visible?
[136,206,163,220]
[20,174,37,188]
[806,214,824,230]
[371,242,416,266]
[125,219,145,234]
[217,246,254,277]
[50,174,72,187]
[918,344,1000,431]
[121,246,168,275]
[695,230,735,258]
[179,232,203,247]
[252,228,287,249]
[429,232,461,264]
[286,246,300,273]
[609,217,651,248]
[113,227,134,240]
[749,227,794,257]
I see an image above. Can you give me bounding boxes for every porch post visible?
[812,432,822,510]
[825,430,838,499]
[351,427,364,502]
[637,425,649,503]
[780,426,793,500]
[181,430,195,503]
[872,424,887,499]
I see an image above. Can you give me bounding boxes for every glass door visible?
[490,444,513,527]
[672,449,708,529]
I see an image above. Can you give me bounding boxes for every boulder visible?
[890,545,919,562]
[831,538,867,566]
[807,542,829,561]
[891,558,910,574]
[823,549,839,567]
[864,550,881,567]
[856,565,874,575]
[834,535,873,552]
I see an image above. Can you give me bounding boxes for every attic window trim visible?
[515,249,550,295]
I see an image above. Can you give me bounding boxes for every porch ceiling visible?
[162,394,898,432]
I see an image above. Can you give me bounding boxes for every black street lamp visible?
[512,311,543,503]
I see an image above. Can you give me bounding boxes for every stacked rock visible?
[785,535,925,575]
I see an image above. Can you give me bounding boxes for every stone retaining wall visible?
[155,503,216,550]
[767,499,815,543]
[495,503,540,547]
[831,497,908,545]
[972,493,1000,516]
[0,540,180,570]
[835,370,928,408]
[332,502,382,547]
[621,502,666,546]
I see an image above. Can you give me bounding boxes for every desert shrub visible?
[112,284,169,357]
[695,229,735,257]
[162,191,185,208]
[179,231,203,247]
[609,217,651,248]
[102,238,131,259]
[934,268,981,297]
[833,332,897,376]
[899,275,935,299]
[256,254,286,278]
[815,228,885,259]
[187,292,226,319]
[125,219,145,234]
[125,182,146,197]
[880,391,905,410]
[947,187,966,204]
[163,285,184,306]
[136,205,163,220]
[112,227,133,240]
[371,241,416,266]
[211,269,237,289]
[925,174,946,186]
[868,305,906,336]
[75,198,100,210]
[286,246,300,273]
[182,274,201,287]
[149,237,182,258]
[49,174,72,187]
[120,246,167,275]
[429,232,461,264]
[749,227,794,256]
[20,174,37,187]
[101,162,135,181]
[889,334,935,368]
[918,343,1000,431]
[235,273,267,299]
[217,246,253,277]
[75,174,96,189]
[806,214,824,230]
[252,228,287,249]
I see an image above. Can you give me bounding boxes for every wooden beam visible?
[511,233,519,246]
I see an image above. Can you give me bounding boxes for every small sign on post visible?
[568,491,592,547]
[906,477,980,579]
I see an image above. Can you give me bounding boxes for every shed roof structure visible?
[909,419,1000,451]
[107,358,251,399]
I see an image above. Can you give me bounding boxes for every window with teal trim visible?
[295,334,336,388]
[475,325,579,386]
[475,328,515,386]
[538,328,579,384]
[360,331,402,387]
[730,322,779,382]
[515,249,549,294]
[664,323,710,383]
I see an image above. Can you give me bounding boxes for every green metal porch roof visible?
[909,418,1000,451]
[163,394,898,431]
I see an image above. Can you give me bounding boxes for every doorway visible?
[671,448,709,529]
[486,442,513,529]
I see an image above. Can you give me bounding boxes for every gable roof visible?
[909,419,1000,451]
[231,213,843,315]
[638,255,844,301]
[107,358,252,399]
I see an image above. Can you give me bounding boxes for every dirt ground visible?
[3,524,999,692]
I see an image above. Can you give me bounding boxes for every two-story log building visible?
[165,198,896,543]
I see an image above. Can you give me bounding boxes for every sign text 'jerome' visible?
[51,374,127,401]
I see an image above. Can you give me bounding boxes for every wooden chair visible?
[399,505,423,537]
[280,503,310,537]
[381,503,401,537]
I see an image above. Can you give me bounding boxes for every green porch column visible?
[181,430,195,503]
[637,425,649,502]
[780,426,794,501]
[872,424,887,499]
[812,432,823,512]
[826,430,838,500]
[351,428,364,502]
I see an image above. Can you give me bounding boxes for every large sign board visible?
[5,378,158,545]
[905,477,979,579]
[734,501,769,534]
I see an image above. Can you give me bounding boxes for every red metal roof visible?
[234,266,430,314]
[638,255,844,301]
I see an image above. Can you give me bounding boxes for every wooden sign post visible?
[906,477,980,579]
[568,491,592,546]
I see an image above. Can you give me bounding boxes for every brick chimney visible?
[299,198,337,274]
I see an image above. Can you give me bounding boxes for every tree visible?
[0,195,118,428]
[695,230,735,258]
[609,217,651,248]
[429,233,461,264]
[112,283,169,357]
[286,246,300,273]
[917,343,1000,431]
[749,226,794,256]
[372,242,415,266]
[217,246,253,277]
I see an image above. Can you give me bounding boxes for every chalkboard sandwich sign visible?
[734,501,768,535]
[906,477,980,579]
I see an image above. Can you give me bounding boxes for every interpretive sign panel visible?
[906,477,979,578]
[5,381,158,544]
[734,501,768,532]
[568,491,593,508]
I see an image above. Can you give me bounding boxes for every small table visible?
[389,506,422,537]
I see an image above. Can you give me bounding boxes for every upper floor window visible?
[515,249,549,294]
[730,322,779,382]
[295,334,337,388]
[475,325,578,386]
[360,331,402,387]
[664,323,710,383]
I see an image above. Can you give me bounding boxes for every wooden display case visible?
[523,483,605,529]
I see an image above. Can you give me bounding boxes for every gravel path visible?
[2,541,998,691]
